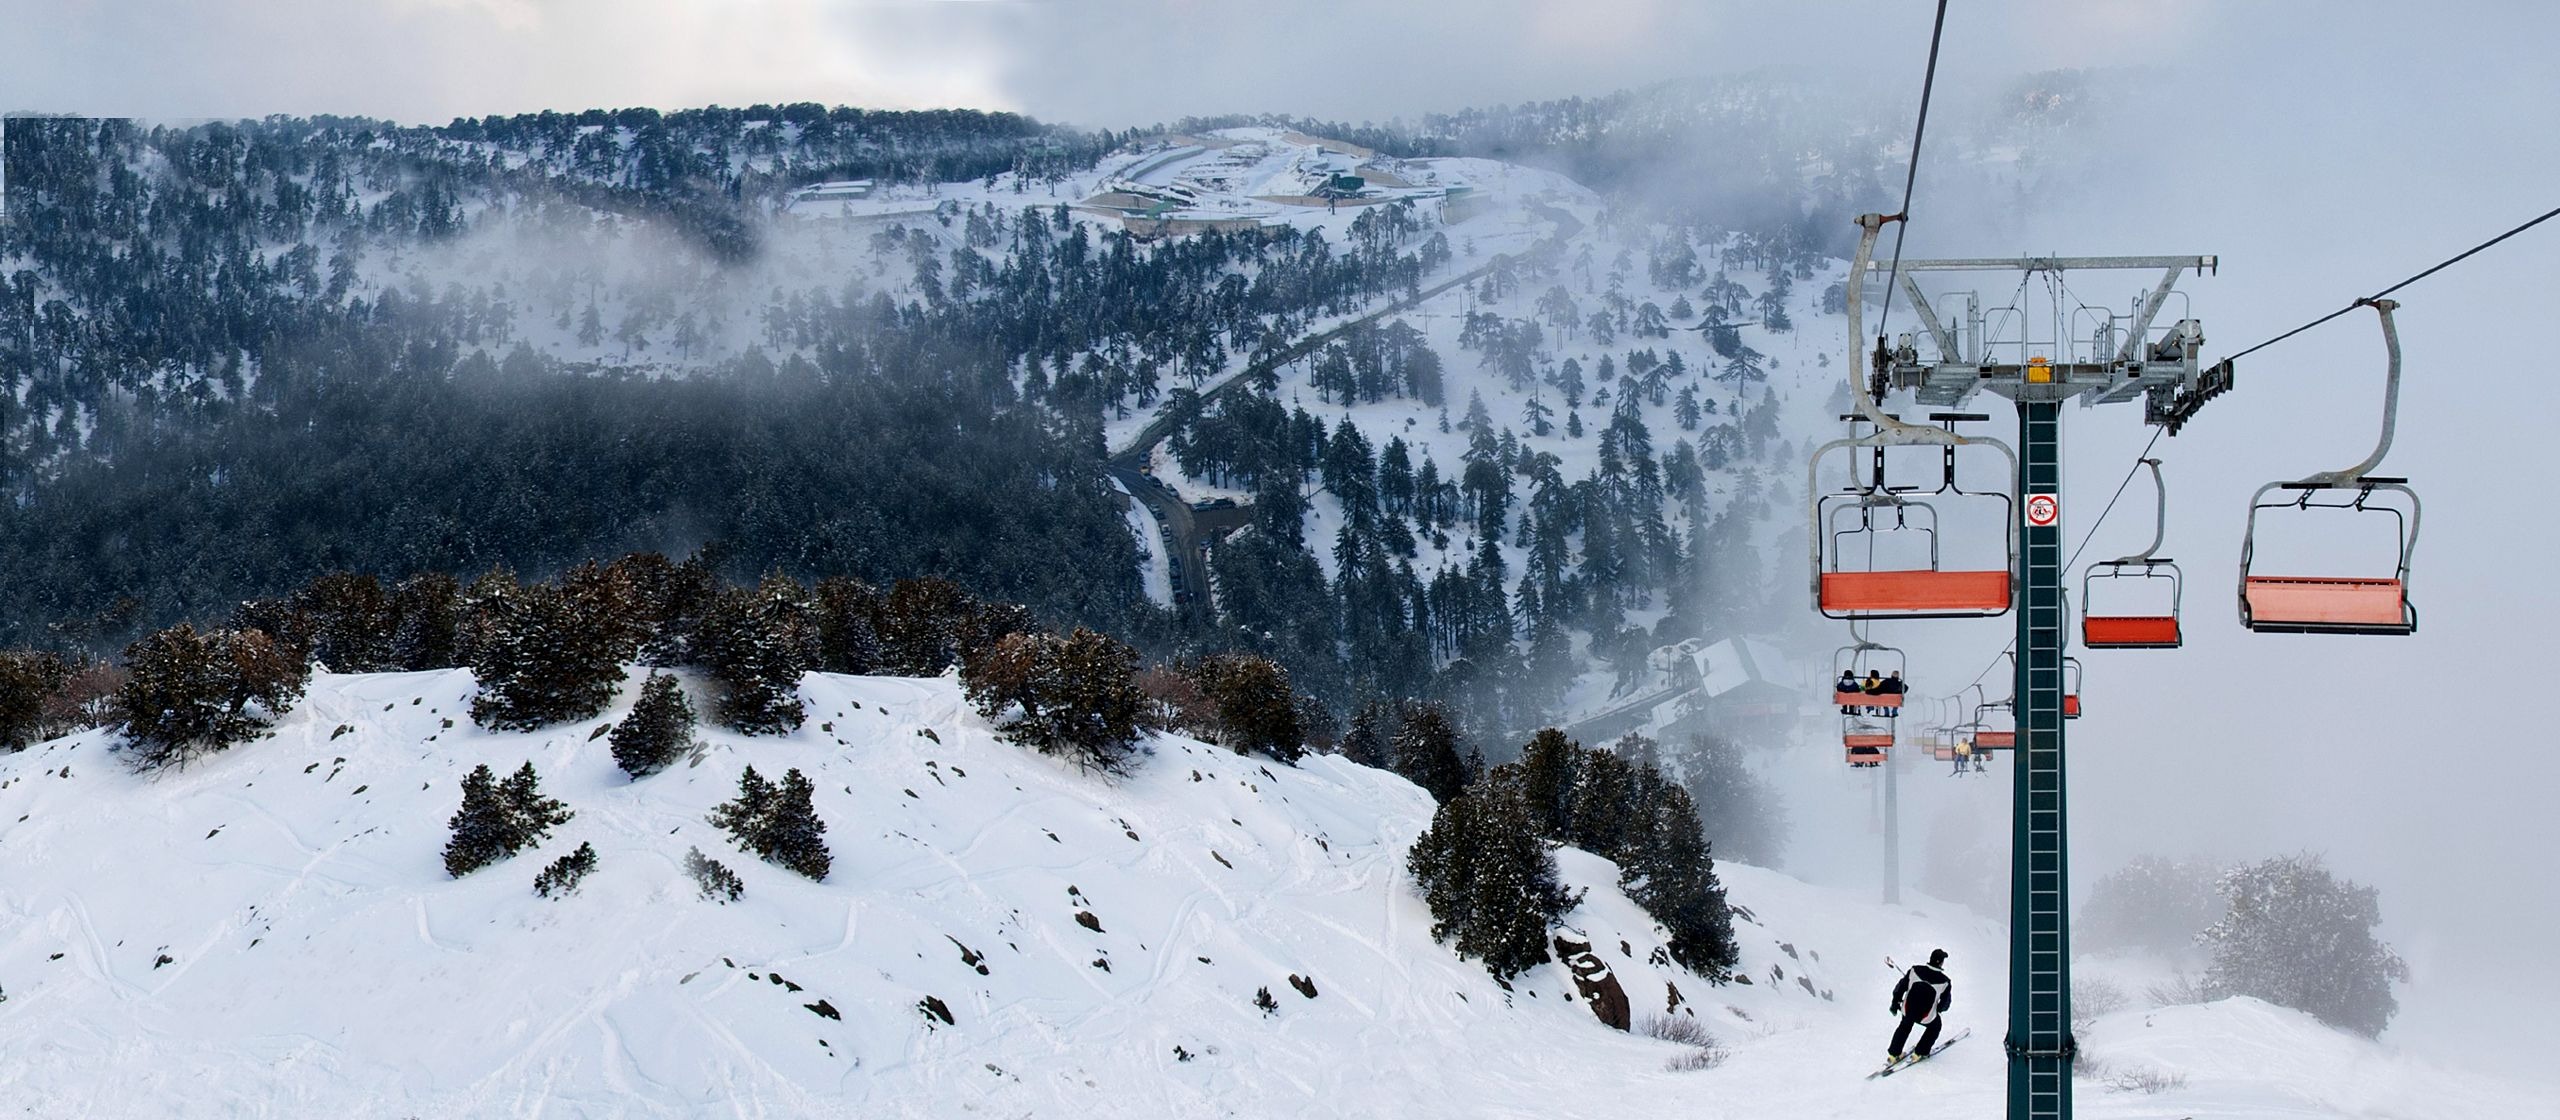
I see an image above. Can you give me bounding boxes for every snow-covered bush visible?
[2200,853,2406,1037]
[2071,976,2126,1032]
[116,624,309,770]
[1184,653,1304,764]
[533,842,599,898]
[1644,1011,1729,1071]
[962,628,1147,773]
[707,765,831,881]
[684,847,743,902]
[610,672,697,778]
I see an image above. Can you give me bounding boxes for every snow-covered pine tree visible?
[1339,699,1396,770]
[705,765,830,880]
[609,671,697,778]
[813,576,886,675]
[2200,853,2407,1037]
[708,765,777,851]
[759,769,831,881]
[468,579,627,731]
[443,764,515,877]
[694,574,818,735]
[500,762,574,849]
[1407,767,1576,981]
[1392,700,1471,803]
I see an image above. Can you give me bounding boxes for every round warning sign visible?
[2026,493,2060,527]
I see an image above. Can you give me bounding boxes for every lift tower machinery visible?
[1816,213,2218,1120]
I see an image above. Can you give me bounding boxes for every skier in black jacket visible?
[1888,949,1954,1064]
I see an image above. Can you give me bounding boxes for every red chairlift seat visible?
[1971,730,2016,750]
[2237,301,2420,637]
[1821,570,2013,615]
[2083,614,2181,648]
[2241,575,2411,632]
[1845,739,1891,766]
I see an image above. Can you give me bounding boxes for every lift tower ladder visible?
[1845,229,2216,1120]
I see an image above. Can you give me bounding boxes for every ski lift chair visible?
[2082,459,2184,649]
[2062,657,2084,719]
[1831,635,1909,718]
[2238,300,2420,636]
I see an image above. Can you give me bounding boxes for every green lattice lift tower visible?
[1814,213,2220,1120]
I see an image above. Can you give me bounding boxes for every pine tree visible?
[684,846,743,902]
[443,764,515,877]
[1340,699,1396,770]
[500,762,574,848]
[707,764,830,881]
[469,580,627,731]
[1617,776,1736,976]
[0,652,69,752]
[387,572,463,670]
[694,575,818,734]
[609,671,696,778]
[963,628,1147,773]
[1407,767,1576,981]
[813,576,886,674]
[709,764,777,850]
[760,769,831,881]
[1392,700,1471,803]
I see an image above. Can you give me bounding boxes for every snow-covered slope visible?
[0,671,2546,1118]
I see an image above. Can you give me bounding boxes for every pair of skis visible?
[1867,1028,1969,1079]
[1871,956,1963,1079]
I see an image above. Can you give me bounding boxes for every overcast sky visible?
[1,0,2248,128]
[9,0,2560,1077]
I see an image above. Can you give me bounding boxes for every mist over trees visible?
[0,76,1886,779]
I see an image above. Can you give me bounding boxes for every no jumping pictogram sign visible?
[2025,493,2060,527]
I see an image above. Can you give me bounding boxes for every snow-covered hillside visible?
[0,671,2545,1118]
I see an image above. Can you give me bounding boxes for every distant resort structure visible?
[782,129,1487,238]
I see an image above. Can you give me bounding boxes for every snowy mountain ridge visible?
[0,670,2544,1118]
